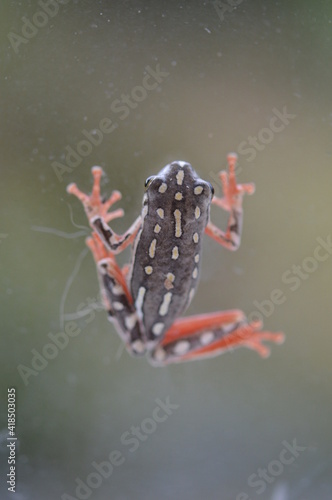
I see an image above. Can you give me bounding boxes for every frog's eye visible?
[144,176,155,190]
[208,182,215,197]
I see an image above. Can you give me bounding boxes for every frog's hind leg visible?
[86,232,146,355]
[149,310,284,365]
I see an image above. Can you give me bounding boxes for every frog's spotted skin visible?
[130,161,213,347]
[67,155,284,365]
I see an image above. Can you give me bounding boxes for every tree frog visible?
[67,155,284,365]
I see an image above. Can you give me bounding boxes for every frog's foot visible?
[67,166,124,224]
[206,154,256,250]
[68,167,142,254]
[227,320,285,358]
[149,311,284,365]
[212,153,255,213]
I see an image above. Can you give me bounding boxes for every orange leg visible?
[149,310,285,365]
[67,166,141,254]
[86,232,145,354]
[206,153,255,250]
[86,232,132,306]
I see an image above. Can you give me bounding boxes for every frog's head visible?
[143,161,214,212]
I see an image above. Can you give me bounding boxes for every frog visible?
[67,154,284,365]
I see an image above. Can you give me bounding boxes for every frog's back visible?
[130,161,213,344]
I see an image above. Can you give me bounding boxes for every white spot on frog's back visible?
[158,183,167,193]
[145,265,153,275]
[152,322,164,336]
[194,185,203,195]
[135,286,146,317]
[156,208,164,219]
[174,209,182,237]
[158,292,173,316]
[164,272,175,290]
[171,246,179,260]
[176,169,185,185]
[149,238,157,258]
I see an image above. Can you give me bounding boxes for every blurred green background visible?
[1,1,332,499]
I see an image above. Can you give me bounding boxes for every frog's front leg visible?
[67,166,141,254]
[86,232,146,355]
[149,311,285,365]
[206,153,255,250]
